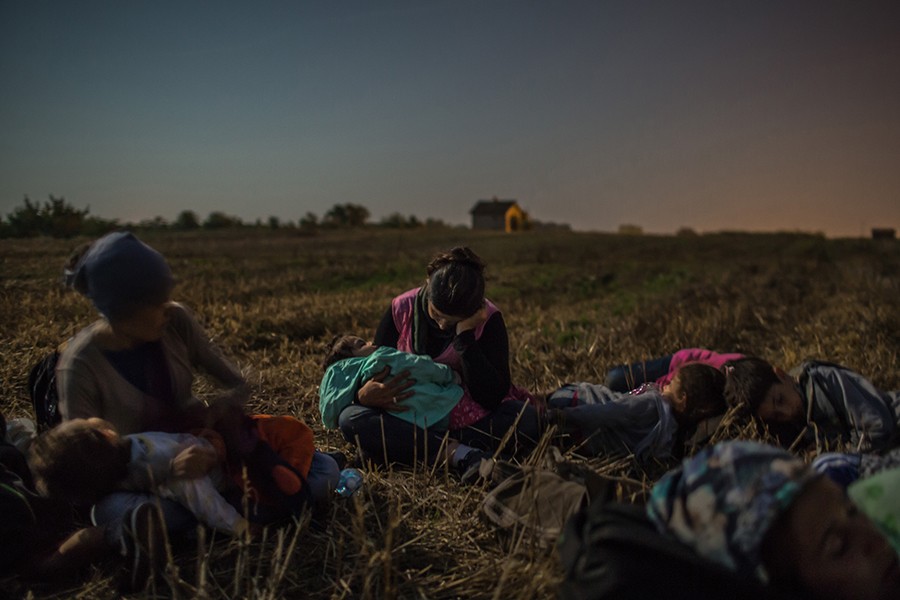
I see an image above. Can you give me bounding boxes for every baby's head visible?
[723,357,805,444]
[648,441,900,600]
[29,418,130,504]
[322,335,377,371]
[664,363,726,426]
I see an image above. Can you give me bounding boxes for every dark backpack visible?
[557,501,800,600]
[0,464,39,575]
[0,458,77,576]
[27,351,62,431]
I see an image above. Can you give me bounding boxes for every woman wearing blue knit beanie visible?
[64,231,174,322]
[49,231,340,591]
[53,231,249,588]
[59,231,247,434]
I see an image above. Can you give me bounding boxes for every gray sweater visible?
[547,383,678,460]
[57,303,245,435]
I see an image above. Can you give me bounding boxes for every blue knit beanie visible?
[65,231,174,319]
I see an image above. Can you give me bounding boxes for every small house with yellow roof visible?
[470,198,529,232]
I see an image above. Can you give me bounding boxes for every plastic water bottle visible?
[335,468,364,497]
[5,418,37,454]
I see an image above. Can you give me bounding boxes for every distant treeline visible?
[0,196,453,239]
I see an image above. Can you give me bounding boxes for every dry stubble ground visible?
[1,228,898,599]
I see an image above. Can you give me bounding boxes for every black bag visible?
[0,464,40,575]
[0,459,77,576]
[557,501,799,600]
[28,350,62,431]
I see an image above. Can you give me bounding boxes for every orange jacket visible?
[229,414,316,505]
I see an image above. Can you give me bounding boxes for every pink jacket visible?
[657,348,745,386]
[391,288,532,429]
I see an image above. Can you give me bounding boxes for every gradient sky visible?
[2,1,899,236]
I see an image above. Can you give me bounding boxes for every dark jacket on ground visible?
[793,360,900,452]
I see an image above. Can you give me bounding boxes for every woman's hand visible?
[170,443,218,479]
[456,305,489,335]
[357,366,415,412]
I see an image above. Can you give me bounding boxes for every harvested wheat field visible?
[1,228,898,599]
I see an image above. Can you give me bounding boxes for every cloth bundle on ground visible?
[547,383,678,460]
[480,447,608,546]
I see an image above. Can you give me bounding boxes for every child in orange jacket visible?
[214,407,340,523]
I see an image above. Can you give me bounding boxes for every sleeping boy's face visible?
[757,370,804,426]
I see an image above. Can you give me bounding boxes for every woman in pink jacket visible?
[337,247,539,478]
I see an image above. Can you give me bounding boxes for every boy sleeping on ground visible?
[546,363,727,461]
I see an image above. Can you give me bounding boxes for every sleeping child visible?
[211,406,339,523]
[648,440,900,600]
[546,362,727,461]
[723,357,900,451]
[319,335,463,431]
[605,347,745,392]
[29,418,250,537]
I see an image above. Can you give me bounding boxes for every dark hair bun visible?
[426,247,486,317]
[426,247,485,276]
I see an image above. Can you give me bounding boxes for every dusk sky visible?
[2,1,899,236]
